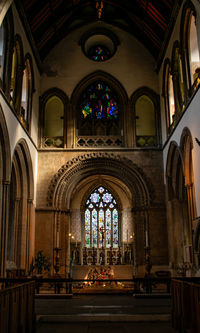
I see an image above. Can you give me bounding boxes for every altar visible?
[71,264,134,293]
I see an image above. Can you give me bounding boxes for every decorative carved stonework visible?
[46,152,155,208]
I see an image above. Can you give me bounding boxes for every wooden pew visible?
[0,281,35,333]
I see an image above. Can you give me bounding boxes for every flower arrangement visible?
[33,250,50,275]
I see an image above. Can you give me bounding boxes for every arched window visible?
[88,45,111,61]
[10,36,23,113]
[79,80,120,136]
[44,95,64,147]
[172,44,185,114]
[182,4,200,91]
[163,60,175,134]
[131,88,160,147]
[135,95,155,147]
[0,21,5,81]
[84,186,119,249]
[21,56,34,131]
[188,15,200,84]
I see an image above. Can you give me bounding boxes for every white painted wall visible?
[158,0,200,215]
[0,3,41,204]
[41,22,159,98]
[0,95,38,204]
[12,4,40,146]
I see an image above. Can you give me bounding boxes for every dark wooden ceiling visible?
[16,0,182,63]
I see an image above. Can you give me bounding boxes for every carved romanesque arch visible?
[47,152,154,210]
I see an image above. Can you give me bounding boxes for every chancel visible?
[1,0,200,332]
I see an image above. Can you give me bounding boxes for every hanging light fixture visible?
[96,0,104,19]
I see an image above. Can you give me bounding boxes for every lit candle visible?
[127,229,128,244]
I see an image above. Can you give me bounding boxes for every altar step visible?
[35,295,176,332]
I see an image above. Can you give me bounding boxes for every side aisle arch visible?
[7,139,34,273]
[0,104,11,276]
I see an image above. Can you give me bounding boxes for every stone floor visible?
[35,294,177,333]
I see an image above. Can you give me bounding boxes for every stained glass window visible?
[88,45,111,62]
[84,186,119,248]
[80,81,118,121]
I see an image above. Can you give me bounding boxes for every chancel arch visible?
[46,153,156,276]
[7,139,34,274]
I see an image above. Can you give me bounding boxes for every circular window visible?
[80,28,119,62]
[88,44,111,62]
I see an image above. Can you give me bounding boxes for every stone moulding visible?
[46,152,155,209]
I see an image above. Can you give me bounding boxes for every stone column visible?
[25,199,33,273]
[0,180,10,276]
[63,211,71,275]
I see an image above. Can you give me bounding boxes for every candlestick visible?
[145,230,148,247]
[56,231,59,247]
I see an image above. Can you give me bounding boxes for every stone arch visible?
[0,104,11,276]
[130,86,161,147]
[47,153,154,272]
[166,141,184,201]
[7,138,34,272]
[166,132,196,274]
[47,153,154,210]
[39,87,69,148]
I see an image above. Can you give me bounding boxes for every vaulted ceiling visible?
[16,0,182,64]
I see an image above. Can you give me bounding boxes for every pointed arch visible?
[130,86,161,147]
[71,71,128,147]
[39,87,69,148]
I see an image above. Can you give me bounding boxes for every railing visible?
[171,278,200,333]
[0,277,171,295]
[0,280,35,333]
[76,136,123,147]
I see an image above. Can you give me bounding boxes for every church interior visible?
[1,0,200,332]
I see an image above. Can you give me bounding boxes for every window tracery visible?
[84,186,119,249]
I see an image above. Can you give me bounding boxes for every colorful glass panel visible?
[84,186,118,249]
[99,209,104,247]
[113,208,118,248]
[106,209,111,247]
[88,45,111,62]
[90,192,100,203]
[92,209,97,247]
[85,209,90,247]
[81,81,119,120]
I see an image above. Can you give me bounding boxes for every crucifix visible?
[99,226,108,249]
